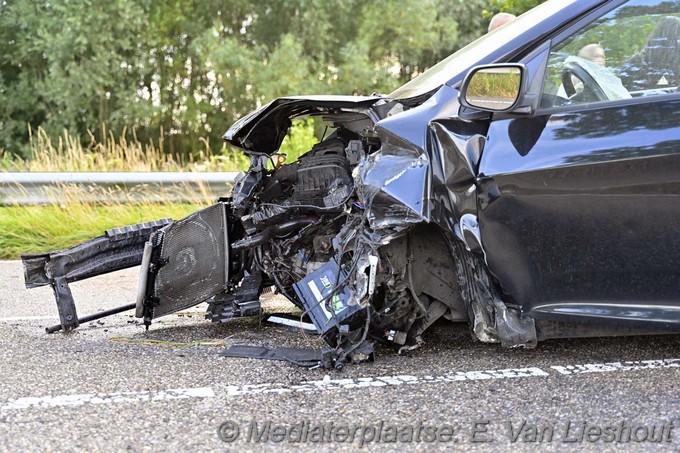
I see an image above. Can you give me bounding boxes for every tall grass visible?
[0,119,318,172]
[0,204,202,259]
[1,126,249,172]
[0,127,228,259]
[0,187,208,259]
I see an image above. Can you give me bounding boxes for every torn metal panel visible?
[452,239,537,348]
[355,132,430,232]
[223,95,380,154]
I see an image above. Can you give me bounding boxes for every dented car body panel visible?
[479,100,680,327]
[22,0,680,367]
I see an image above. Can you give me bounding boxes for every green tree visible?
[0,0,492,159]
[486,0,546,16]
[0,0,146,154]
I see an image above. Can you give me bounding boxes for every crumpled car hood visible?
[222,95,381,154]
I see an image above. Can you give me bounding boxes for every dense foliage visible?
[485,0,543,16]
[0,0,541,158]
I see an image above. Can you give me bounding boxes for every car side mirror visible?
[459,64,526,113]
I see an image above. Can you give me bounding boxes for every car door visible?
[477,0,680,325]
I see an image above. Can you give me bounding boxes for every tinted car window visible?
[542,0,680,107]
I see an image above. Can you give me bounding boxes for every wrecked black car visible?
[22,0,680,368]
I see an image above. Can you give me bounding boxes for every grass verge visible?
[2,126,249,172]
[1,119,318,172]
[0,202,203,260]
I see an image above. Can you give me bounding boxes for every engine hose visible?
[231,217,316,251]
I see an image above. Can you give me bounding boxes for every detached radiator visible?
[141,203,230,319]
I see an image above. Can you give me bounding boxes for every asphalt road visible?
[1,259,680,452]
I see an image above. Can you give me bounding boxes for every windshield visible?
[388,0,580,99]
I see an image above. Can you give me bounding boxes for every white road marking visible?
[1,387,214,411]
[2,358,679,412]
[550,358,680,375]
[225,367,549,396]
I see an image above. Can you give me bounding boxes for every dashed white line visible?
[225,367,548,396]
[2,358,679,412]
[551,358,680,375]
[1,387,215,411]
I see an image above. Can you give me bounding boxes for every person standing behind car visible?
[488,12,516,33]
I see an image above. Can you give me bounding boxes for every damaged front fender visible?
[355,131,430,233]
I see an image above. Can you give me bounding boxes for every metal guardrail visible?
[0,172,240,205]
